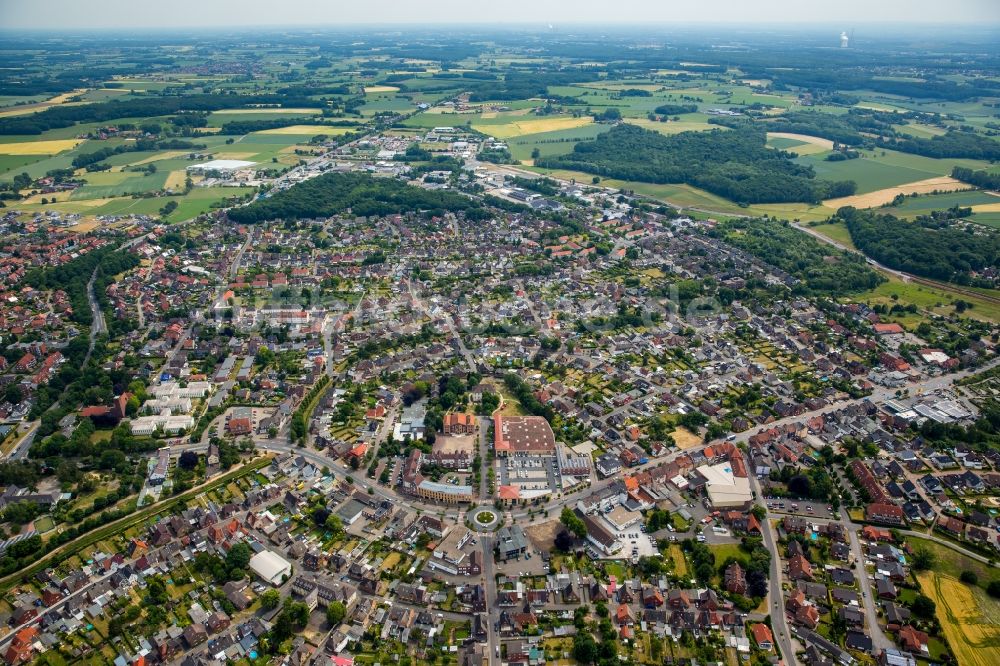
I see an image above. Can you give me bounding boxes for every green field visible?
[907,536,1000,588]
[799,148,992,194]
[810,222,856,249]
[883,190,999,217]
[508,123,610,161]
[0,154,47,174]
[853,276,1000,324]
[970,212,1000,229]
[767,136,810,150]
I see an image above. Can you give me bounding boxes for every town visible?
[0,14,999,666]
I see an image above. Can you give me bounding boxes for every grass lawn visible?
[809,222,856,250]
[708,543,749,566]
[907,536,1000,588]
[668,544,688,577]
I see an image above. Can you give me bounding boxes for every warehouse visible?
[249,550,292,586]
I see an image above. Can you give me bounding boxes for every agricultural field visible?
[881,190,1000,217]
[626,117,719,136]
[824,176,970,208]
[472,114,594,139]
[918,572,1000,666]
[507,123,609,162]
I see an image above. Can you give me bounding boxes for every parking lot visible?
[763,497,839,520]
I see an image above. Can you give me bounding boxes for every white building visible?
[130,412,195,436]
[250,550,293,586]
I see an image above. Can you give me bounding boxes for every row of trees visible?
[536,125,856,204]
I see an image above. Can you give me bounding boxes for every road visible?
[83,266,106,361]
[843,516,894,654]
[480,534,500,666]
[748,473,799,665]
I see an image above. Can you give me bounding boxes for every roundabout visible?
[469,506,500,530]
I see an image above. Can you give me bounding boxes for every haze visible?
[2,0,998,30]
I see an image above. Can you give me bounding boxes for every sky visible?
[1,0,998,30]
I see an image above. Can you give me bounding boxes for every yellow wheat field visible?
[0,139,85,155]
[824,176,970,209]
[255,125,353,135]
[364,85,400,93]
[164,170,188,190]
[917,572,1000,666]
[476,116,593,139]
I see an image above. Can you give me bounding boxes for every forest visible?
[536,124,856,204]
[712,110,1000,160]
[226,171,486,224]
[952,166,1000,190]
[0,92,318,135]
[713,218,884,295]
[838,207,1000,286]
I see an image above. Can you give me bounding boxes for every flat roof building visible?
[697,462,753,508]
[186,159,256,172]
[494,415,556,457]
[249,549,292,586]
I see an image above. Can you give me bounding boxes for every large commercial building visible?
[697,462,753,508]
[493,415,556,457]
[249,550,293,586]
[416,479,474,504]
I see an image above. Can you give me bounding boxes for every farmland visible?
[917,572,1000,666]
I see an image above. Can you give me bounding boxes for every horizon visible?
[1,0,998,31]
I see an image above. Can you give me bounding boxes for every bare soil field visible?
[525,519,562,552]
[671,427,703,450]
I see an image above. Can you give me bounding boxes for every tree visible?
[572,632,598,664]
[178,450,199,470]
[912,594,936,619]
[554,529,575,552]
[260,589,281,610]
[560,507,587,539]
[226,542,252,574]
[325,514,345,538]
[3,383,23,404]
[911,547,936,572]
[960,571,979,586]
[326,600,346,626]
[988,581,1000,598]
